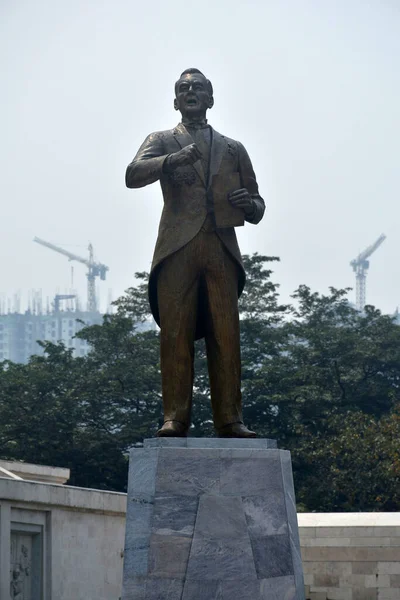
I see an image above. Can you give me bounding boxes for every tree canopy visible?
[0,254,398,511]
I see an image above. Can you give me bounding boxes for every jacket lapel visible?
[173,123,206,186]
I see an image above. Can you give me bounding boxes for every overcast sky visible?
[1,0,400,315]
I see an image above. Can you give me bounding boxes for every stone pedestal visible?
[122,438,305,600]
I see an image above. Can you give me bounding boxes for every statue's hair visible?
[175,68,213,96]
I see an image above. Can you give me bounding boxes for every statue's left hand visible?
[228,188,254,215]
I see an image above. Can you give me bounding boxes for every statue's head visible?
[174,68,214,120]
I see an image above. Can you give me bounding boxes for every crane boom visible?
[33,236,109,312]
[350,234,386,311]
[34,237,90,266]
[351,234,386,265]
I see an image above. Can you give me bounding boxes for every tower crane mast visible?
[350,234,386,311]
[33,237,109,312]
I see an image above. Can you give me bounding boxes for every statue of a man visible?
[126,68,265,437]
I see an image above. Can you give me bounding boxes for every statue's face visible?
[174,73,213,118]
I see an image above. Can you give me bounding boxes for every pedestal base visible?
[122,438,305,600]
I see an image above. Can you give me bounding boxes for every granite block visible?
[123,535,150,576]
[243,494,288,536]
[183,579,278,600]
[188,438,278,449]
[281,452,306,595]
[391,574,400,587]
[186,535,257,580]
[148,533,191,578]
[303,546,400,561]
[152,495,198,537]
[316,526,376,537]
[144,437,277,449]
[145,438,188,448]
[125,497,153,536]
[251,534,293,578]
[181,580,222,600]
[314,573,340,586]
[378,562,400,574]
[260,575,297,600]
[122,440,305,600]
[193,495,249,539]
[156,448,220,496]
[219,447,279,459]
[353,590,377,600]
[121,577,146,600]
[221,579,263,600]
[124,460,155,583]
[220,450,283,496]
[352,562,378,575]
[281,450,301,547]
[302,561,351,576]
[145,578,184,600]
[291,537,306,594]
[128,448,159,499]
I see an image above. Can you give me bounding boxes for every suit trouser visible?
[157,227,243,430]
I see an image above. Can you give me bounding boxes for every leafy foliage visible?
[295,408,400,511]
[0,255,399,510]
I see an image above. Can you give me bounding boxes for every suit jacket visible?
[126,123,265,338]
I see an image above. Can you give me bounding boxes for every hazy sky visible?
[1,1,400,314]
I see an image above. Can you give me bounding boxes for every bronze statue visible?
[126,69,265,437]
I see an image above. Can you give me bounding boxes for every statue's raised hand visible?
[167,144,202,171]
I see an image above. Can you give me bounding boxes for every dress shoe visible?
[217,422,257,438]
[157,420,188,437]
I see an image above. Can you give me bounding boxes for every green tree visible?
[255,285,400,511]
[75,311,162,448]
[0,344,80,465]
[0,258,399,510]
[295,407,400,511]
[0,278,161,490]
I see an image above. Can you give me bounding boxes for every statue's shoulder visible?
[214,129,235,144]
[212,128,239,145]
[212,129,244,155]
[145,128,176,142]
[157,127,177,136]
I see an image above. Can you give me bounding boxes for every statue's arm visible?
[125,133,169,188]
[237,142,265,224]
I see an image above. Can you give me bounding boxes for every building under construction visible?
[0,294,103,363]
[0,237,109,363]
[1,236,158,363]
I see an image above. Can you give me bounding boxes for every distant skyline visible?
[1,1,400,315]
[0,231,390,316]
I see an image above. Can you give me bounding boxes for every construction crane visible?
[53,294,76,313]
[33,237,109,312]
[350,234,386,311]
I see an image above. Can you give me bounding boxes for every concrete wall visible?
[298,513,400,600]
[0,476,126,600]
[1,473,399,600]
[0,459,70,484]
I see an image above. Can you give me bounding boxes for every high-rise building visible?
[0,304,103,363]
